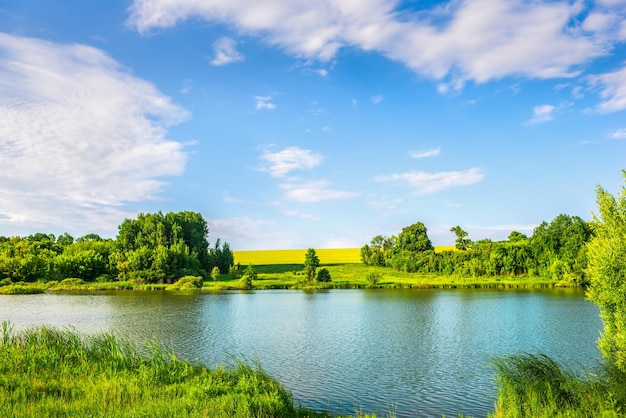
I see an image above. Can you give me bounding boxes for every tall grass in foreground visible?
[490,353,626,417]
[0,323,391,417]
[0,323,334,417]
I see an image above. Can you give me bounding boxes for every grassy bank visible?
[0,323,389,418]
[489,353,626,417]
[203,263,557,291]
[0,264,560,294]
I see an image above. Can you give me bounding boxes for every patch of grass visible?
[0,283,46,294]
[490,353,626,417]
[0,323,352,417]
[201,263,554,291]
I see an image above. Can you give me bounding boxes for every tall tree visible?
[587,171,626,371]
[396,222,433,253]
[304,248,320,283]
[450,226,472,250]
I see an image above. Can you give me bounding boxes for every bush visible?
[165,275,203,290]
[316,268,331,282]
[367,272,381,286]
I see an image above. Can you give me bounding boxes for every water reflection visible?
[0,288,601,417]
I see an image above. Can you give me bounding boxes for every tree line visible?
[0,211,233,284]
[361,213,593,286]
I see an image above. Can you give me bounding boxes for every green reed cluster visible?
[490,353,626,417]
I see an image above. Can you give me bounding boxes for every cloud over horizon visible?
[0,32,189,231]
[376,168,485,195]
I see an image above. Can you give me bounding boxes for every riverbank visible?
[0,263,566,294]
[0,323,367,418]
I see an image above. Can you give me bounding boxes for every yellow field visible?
[233,248,361,265]
[233,246,455,265]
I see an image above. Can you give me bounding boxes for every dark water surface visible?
[0,288,602,417]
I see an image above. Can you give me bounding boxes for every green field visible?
[234,246,456,266]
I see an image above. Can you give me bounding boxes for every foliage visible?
[367,272,381,287]
[229,263,241,279]
[0,324,308,418]
[490,353,626,417]
[240,264,256,289]
[114,211,210,283]
[165,275,203,290]
[211,266,221,281]
[316,268,331,283]
[587,170,626,372]
[360,216,592,281]
[208,239,234,274]
[303,248,320,283]
[450,225,472,250]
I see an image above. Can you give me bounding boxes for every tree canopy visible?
[0,211,233,284]
[587,171,626,371]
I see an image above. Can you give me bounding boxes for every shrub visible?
[316,268,331,282]
[165,275,203,290]
[367,272,381,286]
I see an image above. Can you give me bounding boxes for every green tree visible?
[240,264,256,289]
[396,222,433,253]
[316,268,331,282]
[304,248,320,283]
[450,226,472,250]
[587,171,626,371]
[211,266,221,281]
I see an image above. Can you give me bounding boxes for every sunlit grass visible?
[0,323,364,417]
[202,263,554,291]
[489,353,626,417]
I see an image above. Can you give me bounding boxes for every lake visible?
[0,288,602,417]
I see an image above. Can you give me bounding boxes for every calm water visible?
[0,288,602,417]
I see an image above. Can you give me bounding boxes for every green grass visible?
[204,263,557,291]
[1,322,384,418]
[489,353,626,417]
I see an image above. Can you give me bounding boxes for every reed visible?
[490,353,626,417]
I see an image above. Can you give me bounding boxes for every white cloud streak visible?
[255,95,276,110]
[279,180,358,202]
[528,104,557,124]
[588,64,626,113]
[609,128,626,139]
[376,168,484,195]
[410,148,441,159]
[127,0,620,88]
[0,33,189,231]
[259,146,324,177]
[210,36,245,66]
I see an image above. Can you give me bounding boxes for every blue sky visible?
[1,0,625,250]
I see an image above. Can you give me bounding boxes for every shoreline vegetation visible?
[0,259,563,295]
[0,323,355,418]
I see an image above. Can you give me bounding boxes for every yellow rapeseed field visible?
[233,248,361,265]
[233,246,455,265]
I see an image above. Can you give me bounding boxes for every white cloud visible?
[0,33,189,231]
[281,208,319,221]
[128,0,618,88]
[255,95,276,110]
[259,146,324,177]
[410,148,441,159]
[528,104,557,124]
[210,36,245,66]
[279,180,358,202]
[588,64,626,113]
[371,95,383,104]
[315,69,328,77]
[376,168,484,195]
[609,128,626,139]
